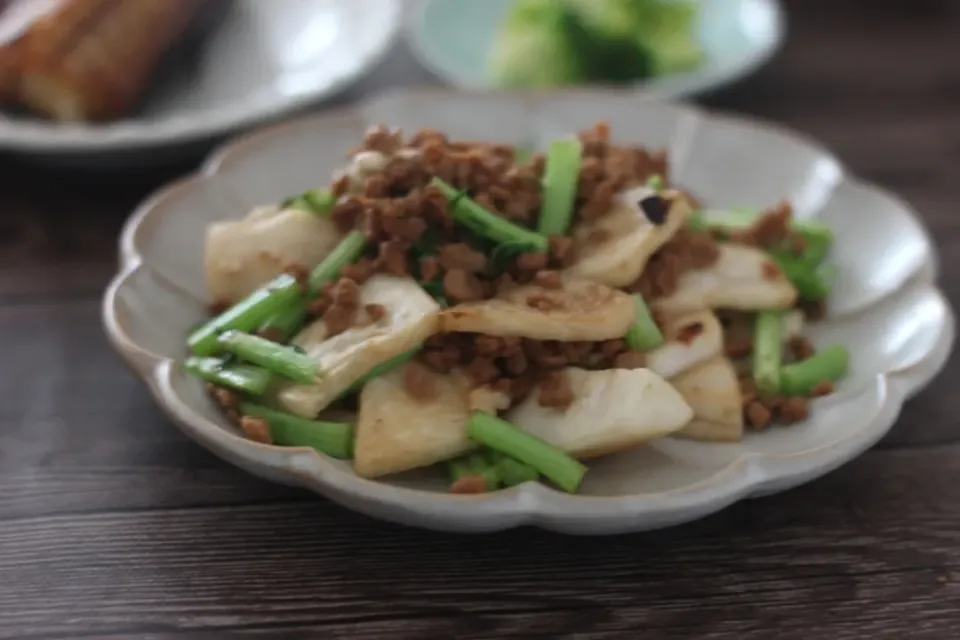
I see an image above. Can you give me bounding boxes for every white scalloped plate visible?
[0,0,402,155]
[102,88,955,534]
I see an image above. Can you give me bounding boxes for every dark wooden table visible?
[2,2,959,638]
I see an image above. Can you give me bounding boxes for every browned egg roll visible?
[1,0,227,122]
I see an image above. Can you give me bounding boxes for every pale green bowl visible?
[407,0,785,97]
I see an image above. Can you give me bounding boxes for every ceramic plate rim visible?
[102,86,955,534]
[0,0,404,154]
[405,0,786,98]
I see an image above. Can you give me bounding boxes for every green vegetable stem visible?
[624,294,665,351]
[779,345,850,396]
[257,300,308,344]
[752,310,783,396]
[240,402,354,459]
[771,250,833,302]
[430,178,549,252]
[188,273,303,357]
[537,138,583,236]
[307,230,367,294]
[216,331,318,384]
[183,357,273,396]
[467,411,586,493]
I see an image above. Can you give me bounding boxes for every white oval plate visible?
[0,0,402,155]
[103,88,955,535]
[407,0,784,98]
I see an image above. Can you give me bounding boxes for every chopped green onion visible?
[537,138,582,236]
[347,350,419,393]
[217,331,318,384]
[467,411,586,493]
[183,356,273,396]
[240,402,354,459]
[752,310,783,396]
[188,274,303,357]
[258,300,307,344]
[431,178,549,252]
[780,345,849,396]
[307,230,367,294]
[624,294,665,351]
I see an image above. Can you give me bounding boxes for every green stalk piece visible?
[624,294,665,351]
[537,138,583,236]
[467,411,586,493]
[257,300,308,344]
[216,331,318,384]
[770,250,833,302]
[496,455,540,487]
[188,273,303,357]
[183,357,273,396]
[752,310,783,396]
[240,402,354,460]
[431,177,549,252]
[307,230,368,294]
[780,345,850,396]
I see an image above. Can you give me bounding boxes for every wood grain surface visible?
[1,1,959,638]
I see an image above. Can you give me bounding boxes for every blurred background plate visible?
[0,0,402,159]
[408,0,784,97]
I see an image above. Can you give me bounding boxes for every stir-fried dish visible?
[186,122,849,495]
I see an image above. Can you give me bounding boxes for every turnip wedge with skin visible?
[353,363,509,479]
[670,356,744,442]
[652,243,798,316]
[506,368,694,459]
[438,278,635,341]
[643,310,723,379]
[564,186,692,288]
[275,276,441,419]
[204,204,343,305]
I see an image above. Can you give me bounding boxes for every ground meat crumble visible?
[414,332,644,412]
[218,121,837,444]
[319,122,672,318]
